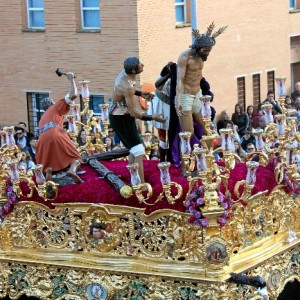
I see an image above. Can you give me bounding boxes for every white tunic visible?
[147,78,170,130]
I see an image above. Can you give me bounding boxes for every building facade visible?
[0,0,300,134]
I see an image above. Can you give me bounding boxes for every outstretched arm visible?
[155,62,173,90]
[66,72,77,101]
[125,87,165,123]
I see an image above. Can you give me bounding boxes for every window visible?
[175,0,186,23]
[81,0,100,29]
[27,0,45,29]
[252,74,261,109]
[27,92,49,136]
[88,94,105,116]
[267,71,275,94]
[237,77,246,109]
[290,0,296,9]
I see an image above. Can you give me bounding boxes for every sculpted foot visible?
[66,171,82,183]
[45,167,52,181]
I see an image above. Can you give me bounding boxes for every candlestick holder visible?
[157,162,182,204]
[274,114,286,137]
[275,76,286,98]
[179,131,192,177]
[127,163,152,204]
[66,115,78,146]
[142,132,152,158]
[70,104,81,122]
[193,144,207,174]
[99,104,110,136]
[219,129,234,153]
[3,126,16,147]
[33,165,59,201]
[261,104,274,125]
[79,80,90,116]
[234,161,259,202]
[200,95,212,119]
[250,129,268,166]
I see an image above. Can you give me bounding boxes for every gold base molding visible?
[0,245,299,299]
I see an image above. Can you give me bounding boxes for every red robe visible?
[36,98,81,172]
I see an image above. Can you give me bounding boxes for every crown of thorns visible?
[191,22,228,48]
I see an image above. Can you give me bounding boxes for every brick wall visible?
[0,0,300,129]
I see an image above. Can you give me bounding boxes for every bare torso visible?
[112,70,133,103]
[179,49,204,95]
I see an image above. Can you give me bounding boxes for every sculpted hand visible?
[142,92,154,101]
[166,61,173,73]
[153,114,166,123]
[176,103,185,118]
[66,72,76,81]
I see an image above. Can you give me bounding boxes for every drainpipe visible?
[191,0,198,42]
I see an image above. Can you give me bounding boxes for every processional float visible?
[0,76,300,299]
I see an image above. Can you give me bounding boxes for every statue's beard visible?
[199,53,209,61]
[192,50,209,61]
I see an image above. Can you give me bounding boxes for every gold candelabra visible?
[179,131,193,176]
[99,104,110,136]
[233,161,260,202]
[142,132,152,158]
[127,163,153,204]
[157,162,183,204]
[79,80,91,116]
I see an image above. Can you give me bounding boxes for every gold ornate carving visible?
[0,245,299,300]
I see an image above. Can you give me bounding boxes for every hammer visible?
[55,68,76,78]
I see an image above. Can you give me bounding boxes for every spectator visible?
[291,81,300,102]
[17,163,27,176]
[252,109,264,128]
[231,104,249,137]
[217,110,231,133]
[77,129,87,146]
[294,96,300,107]
[246,105,260,128]
[260,91,282,114]
[284,95,293,109]
[233,139,246,160]
[245,142,259,162]
[19,150,35,176]
[28,136,38,163]
[90,131,97,144]
[18,121,34,140]
[241,127,256,151]
[107,125,120,146]
[104,137,117,152]
[224,120,241,142]
[246,143,256,154]
[295,102,300,132]
[257,116,267,130]
[14,126,30,151]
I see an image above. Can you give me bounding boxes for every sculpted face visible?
[135,61,144,74]
[92,227,102,239]
[199,47,212,61]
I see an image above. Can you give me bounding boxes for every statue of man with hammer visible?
[36,72,82,183]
